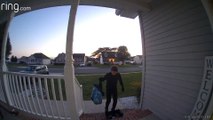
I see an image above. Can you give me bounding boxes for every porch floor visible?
[83,96,140,114]
[80,109,152,120]
[80,96,156,120]
[0,96,161,120]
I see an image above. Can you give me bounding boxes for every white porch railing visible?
[0,72,6,103]
[2,71,84,119]
[74,77,84,116]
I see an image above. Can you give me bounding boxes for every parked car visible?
[79,63,85,67]
[20,65,49,74]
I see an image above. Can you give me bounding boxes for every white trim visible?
[0,12,15,105]
[0,0,151,23]
[138,12,146,109]
[201,0,213,32]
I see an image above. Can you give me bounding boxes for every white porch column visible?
[0,12,15,105]
[138,12,146,109]
[64,0,80,120]
[201,0,213,32]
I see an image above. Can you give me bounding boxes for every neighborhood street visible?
[8,65,143,75]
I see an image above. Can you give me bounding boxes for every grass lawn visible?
[92,64,140,68]
[76,72,142,100]
[7,63,142,101]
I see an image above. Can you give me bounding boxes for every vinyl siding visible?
[140,0,213,120]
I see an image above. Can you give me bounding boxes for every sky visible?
[9,6,142,58]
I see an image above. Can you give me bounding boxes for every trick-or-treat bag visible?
[91,84,102,104]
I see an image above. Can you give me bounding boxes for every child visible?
[99,66,124,117]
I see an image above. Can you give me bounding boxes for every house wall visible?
[28,58,41,65]
[18,57,28,64]
[55,58,65,64]
[134,56,143,64]
[42,59,51,65]
[28,56,36,65]
[73,55,85,66]
[55,55,65,64]
[140,0,213,120]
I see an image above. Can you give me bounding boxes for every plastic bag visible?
[91,84,102,104]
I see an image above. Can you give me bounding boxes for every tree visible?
[11,56,18,63]
[0,21,12,60]
[91,47,111,57]
[117,46,130,64]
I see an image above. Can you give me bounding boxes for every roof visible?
[0,0,151,23]
[57,53,66,57]
[31,53,50,59]
[136,55,143,59]
[19,56,28,59]
[54,53,65,60]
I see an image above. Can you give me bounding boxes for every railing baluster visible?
[18,75,27,111]
[32,77,42,115]
[10,74,18,108]
[58,78,66,119]
[16,75,24,110]
[27,76,38,114]
[0,73,5,102]
[23,76,33,113]
[51,78,60,118]
[7,74,16,107]
[44,78,54,118]
[38,77,48,117]
[12,74,19,108]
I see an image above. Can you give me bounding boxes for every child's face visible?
[111,71,117,76]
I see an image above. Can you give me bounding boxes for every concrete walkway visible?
[83,96,139,113]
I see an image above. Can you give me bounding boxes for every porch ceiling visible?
[0,0,152,23]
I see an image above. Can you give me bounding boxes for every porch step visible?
[80,109,152,120]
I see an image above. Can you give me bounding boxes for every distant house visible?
[100,52,118,64]
[28,53,51,65]
[73,53,86,66]
[54,53,86,66]
[18,56,28,64]
[133,55,143,64]
[54,53,65,65]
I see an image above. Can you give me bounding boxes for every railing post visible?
[64,0,80,119]
[0,12,15,105]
